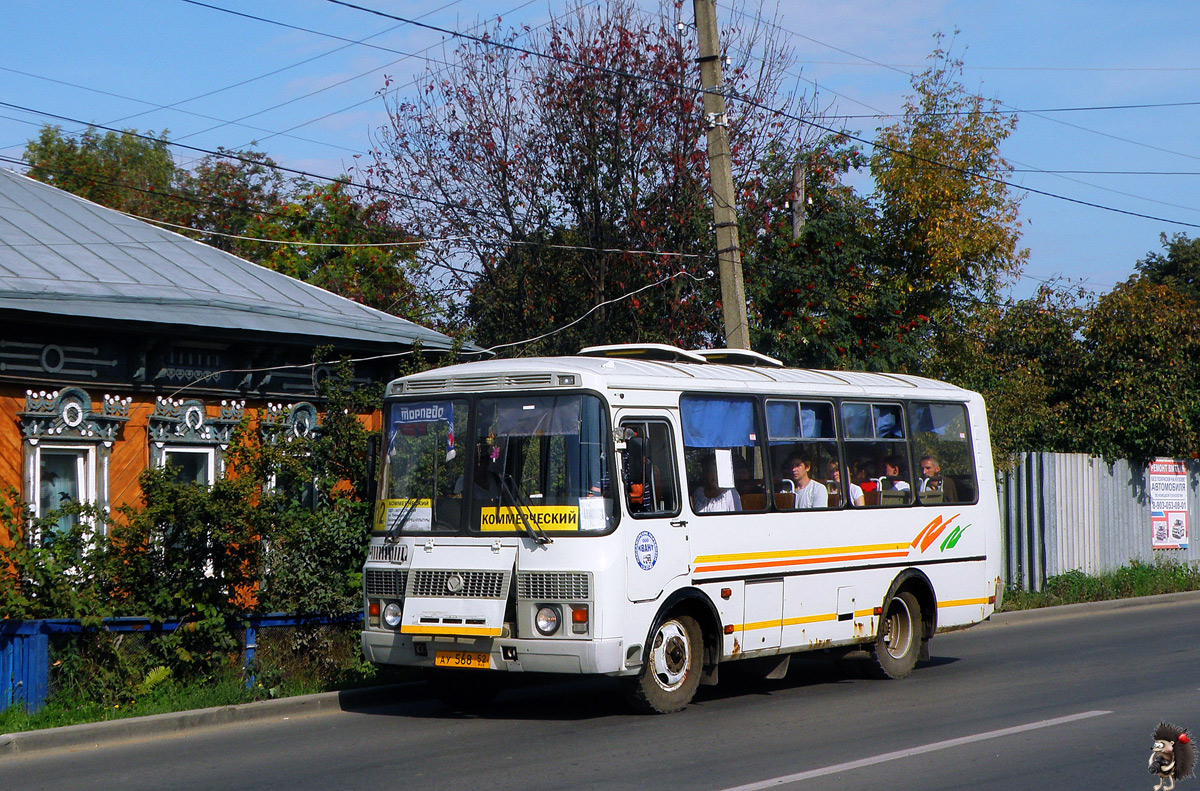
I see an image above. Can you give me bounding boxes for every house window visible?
[36,445,96,539]
[149,397,244,484]
[260,402,321,508]
[161,447,216,485]
[19,388,128,543]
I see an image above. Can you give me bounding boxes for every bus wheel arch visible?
[657,587,722,685]
[624,588,720,714]
[872,569,936,678]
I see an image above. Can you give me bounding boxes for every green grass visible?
[1001,558,1200,611]
[0,655,418,735]
[0,674,263,734]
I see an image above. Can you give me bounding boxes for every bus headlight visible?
[535,605,560,635]
[382,602,403,629]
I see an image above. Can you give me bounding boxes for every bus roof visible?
[390,346,974,401]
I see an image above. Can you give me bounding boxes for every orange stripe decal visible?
[919,513,961,552]
[696,550,910,574]
[911,515,944,548]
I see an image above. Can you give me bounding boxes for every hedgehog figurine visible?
[1149,721,1196,790]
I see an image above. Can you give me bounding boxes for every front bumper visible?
[362,629,628,675]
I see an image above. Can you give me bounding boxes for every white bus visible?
[361,344,1002,713]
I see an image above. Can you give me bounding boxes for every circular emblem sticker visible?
[634,530,658,571]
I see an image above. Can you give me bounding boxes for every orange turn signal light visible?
[724,624,735,635]
[720,588,732,599]
[369,602,380,617]
[571,606,589,623]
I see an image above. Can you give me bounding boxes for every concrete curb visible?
[5,591,1200,758]
[0,682,422,758]
[987,589,1200,626]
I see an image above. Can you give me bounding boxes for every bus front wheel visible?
[625,614,703,714]
[870,591,922,679]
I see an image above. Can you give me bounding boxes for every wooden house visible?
[0,167,461,541]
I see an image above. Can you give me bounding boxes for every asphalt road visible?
[6,595,1199,791]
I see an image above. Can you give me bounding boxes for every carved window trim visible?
[149,397,244,480]
[259,401,321,445]
[19,387,129,541]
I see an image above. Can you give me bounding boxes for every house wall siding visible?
[0,390,21,546]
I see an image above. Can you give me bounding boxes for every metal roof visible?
[0,168,459,350]
[393,354,972,400]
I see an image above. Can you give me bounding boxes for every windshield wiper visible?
[384,498,420,542]
[496,473,552,545]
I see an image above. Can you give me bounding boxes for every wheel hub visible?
[651,620,690,690]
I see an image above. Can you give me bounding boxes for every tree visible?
[743,36,1028,377]
[1135,232,1200,303]
[743,137,912,370]
[1075,276,1200,462]
[870,35,1028,370]
[24,124,177,219]
[174,147,287,258]
[23,128,425,320]
[945,284,1091,462]
[368,0,823,353]
[243,181,425,321]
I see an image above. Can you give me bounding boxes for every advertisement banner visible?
[1149,458,1189,549]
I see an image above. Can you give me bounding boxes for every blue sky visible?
[4,0,1199,300]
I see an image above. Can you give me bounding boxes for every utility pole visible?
[791,162,806,239]
[693,0,749,350]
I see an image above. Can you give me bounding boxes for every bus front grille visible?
[411,570,507,598]
[517,572,590,601]
[365,568,408,598]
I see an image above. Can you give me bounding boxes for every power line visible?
[2,151,710,270]
[0,65,363,155]
[827,99,1200,120]
[174,0,565,173]
[717,4,1200,168]
[12,4,1200,242]
[791,58,1200,74]
[0,101,505,220]
[317,0,1200,230]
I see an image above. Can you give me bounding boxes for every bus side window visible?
[909,402,977,505]
[841,401,913,507]
[622,420,680,516]
[680,394,764,515]
[766,399,837,511]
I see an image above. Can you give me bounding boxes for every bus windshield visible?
[376,394,615,536]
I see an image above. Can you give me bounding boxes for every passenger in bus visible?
[880,455,911,492]
[453,443,501,500]
[693,454,742,513]
[734,456,765,496]
[828,461,865,507]
[779,451,828,509]
[919,455,958,502]
[852,458,878,493]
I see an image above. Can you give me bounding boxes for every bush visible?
[0,356,389,714]
[1002,558,1200,610]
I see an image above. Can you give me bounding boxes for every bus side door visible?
[619,413,689,602]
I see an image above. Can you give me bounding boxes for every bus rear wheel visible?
[870,591,922,679]
[625,614,703,714]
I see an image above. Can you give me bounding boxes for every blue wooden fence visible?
[1,612,361,714]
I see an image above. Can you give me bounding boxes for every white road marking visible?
[717,709,1113,791]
